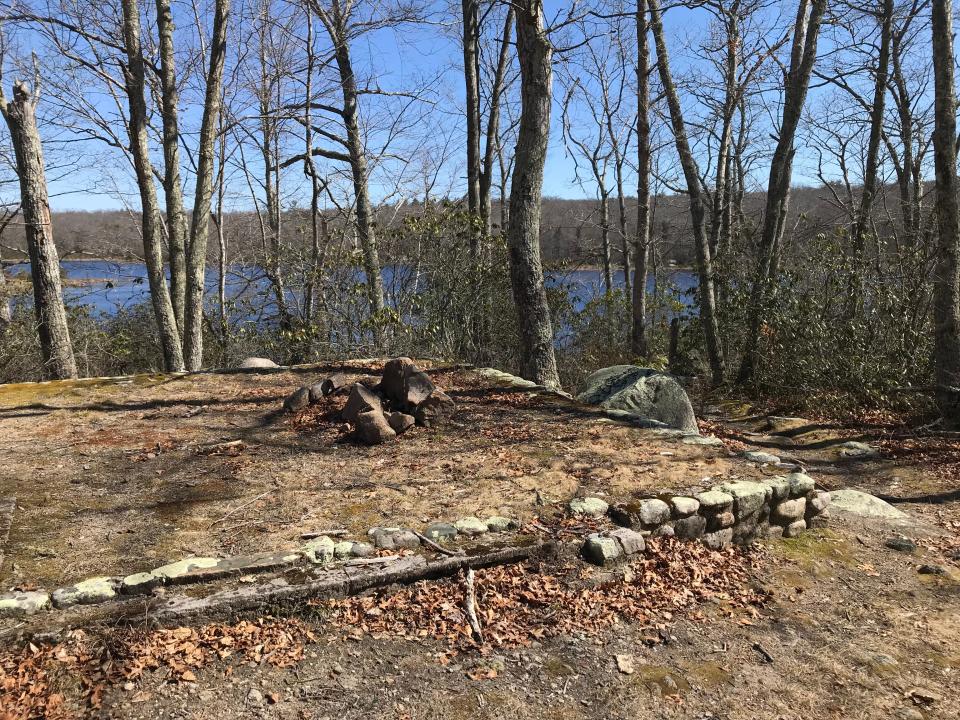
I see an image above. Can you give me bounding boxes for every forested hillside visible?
[1,184,885,267]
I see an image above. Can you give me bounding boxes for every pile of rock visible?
[282,358,456,445]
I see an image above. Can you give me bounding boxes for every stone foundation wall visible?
[581,473,831,565]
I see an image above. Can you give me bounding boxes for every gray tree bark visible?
[120,0,185,372]
[182,0,231,370]
[0,81,76,379]
[931,0,960,426]
[507,0,559,388]
[631,0,651,357]
[737,0,826,384]
[155,0,188,336]
[314,1,386,340]
[479,6,515,236]
[649,0,725,385]
[848,0,894,311]
[0,261,9,336]
[462,0,482,239]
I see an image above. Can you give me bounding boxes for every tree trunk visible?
[891,35,919,243]
[462,0,481,240]
[120,0,184,372]
[0,82,77,379]
[183,0,231,370]
[214,121,229,345]
[931,0,960,426]
[303,4,322,328]
[632,0,651,358]
[599,185,612,293]
[848,0,894,311]
[649,0,725,385]
[708,4,739,260]
[480,6,514,236]
[507,0,559,388]
[330,22,386,340]
[0,242,10,336]
[155,0,188,336]
[737,0,826,384]
[614,157,631,298]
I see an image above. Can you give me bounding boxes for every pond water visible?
[3,260,698,319]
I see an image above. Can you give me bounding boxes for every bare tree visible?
[181,0,231,369]
[632,0,650,357]
[479,4,515,236]
[649,0,725,385]
[737,0,827,384]
[0,76,76,378]
[307,0,388,340]
[120,0,185,372]
[507,0,559,387]
[560,18,633,296]
[0,206,17,336]
[462,0,515,241]
[462,0,481,238]
[930,0,960,426]
[155,0,188,335]
[850,0,893,267]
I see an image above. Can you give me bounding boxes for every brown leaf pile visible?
[696,419,744,451]
[117,618,314,681]
[1,541,767,717]
[0,619,315,719]
[323,538,769,651]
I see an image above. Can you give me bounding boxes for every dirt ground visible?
[1,363,959,720]
[0,362,738,588]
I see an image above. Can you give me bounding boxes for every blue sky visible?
[19,0,914,213]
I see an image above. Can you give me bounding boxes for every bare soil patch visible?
[0,362,735,589]
[3,367,960,720]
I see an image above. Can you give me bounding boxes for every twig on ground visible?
[209,489,275,528]
[414,531,463,556]
[344,555,401,566]
[300,529,349,539]
[464,567,484,643]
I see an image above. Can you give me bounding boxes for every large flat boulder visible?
[576,366,698,433]
[238,357,278,369]
[829,489,908,520]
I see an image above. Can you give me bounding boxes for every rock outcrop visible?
[576,366,698,433]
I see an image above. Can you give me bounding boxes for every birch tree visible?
[181,0,231,369]
[120,0,185,371]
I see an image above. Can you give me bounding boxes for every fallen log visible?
[128,540,556,626]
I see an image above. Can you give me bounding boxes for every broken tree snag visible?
[0,82,77,380]
[0,497,14,574]
[143,540,556,625]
